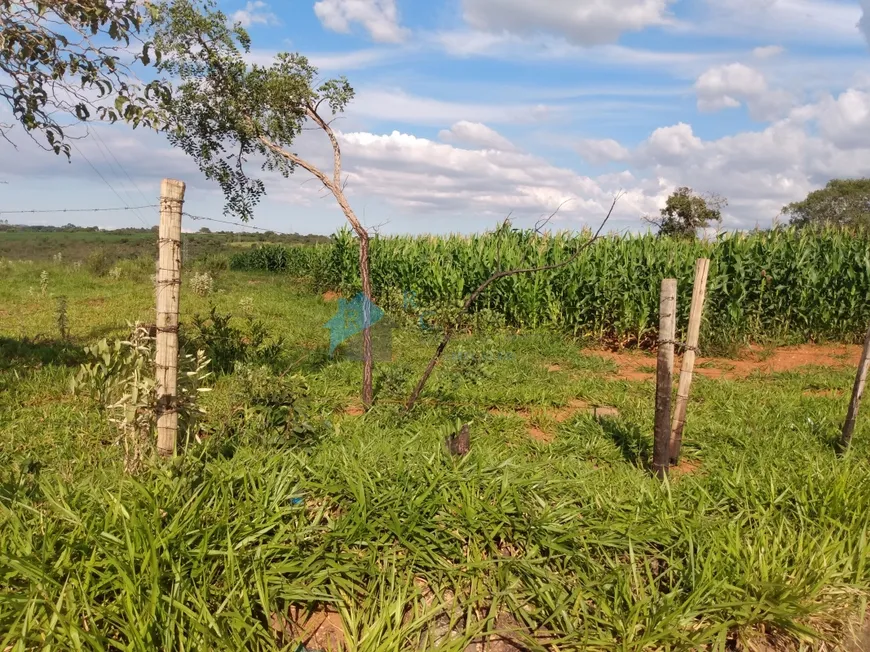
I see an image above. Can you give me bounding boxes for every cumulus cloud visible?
[460,0,674,45]
[576,138,631,165]
[815,88,870,150]
[335,130,647,220]
[695,63,794,121]
[314,0,409,43]
[230,1,279,28]
[438,121,517,151]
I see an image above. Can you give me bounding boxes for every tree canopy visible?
[782,178,870,230]
[644,187,726,239]
[150,0,355,221]
[0,0,169,158]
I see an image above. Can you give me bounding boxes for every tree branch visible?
[404,193,623,412]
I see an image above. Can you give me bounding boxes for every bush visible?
[225,363,316,445]
[85,249,115,277]
[185,306,284,374]
[193,253,229,275]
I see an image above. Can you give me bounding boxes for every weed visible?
[39,270,48,296]
[190,271,214,297]
[55,295,69,340]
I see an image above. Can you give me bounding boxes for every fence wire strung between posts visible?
[7,179,870,470]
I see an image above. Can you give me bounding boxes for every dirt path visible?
[593,343,862,382]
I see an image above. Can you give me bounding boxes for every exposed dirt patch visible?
[526,425,553,443]
[247,280,263,285]
[84,297,106,307]
[344,404,365,416]
[547,363,561,372]
[594,344,862,382]
[552,398,590,423]
[271,606,344,652]
[321,291,340,302]
[670,459,702,478]
[490,400,618,442]
[842,610,870,652]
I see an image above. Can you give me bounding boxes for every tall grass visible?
[234,227,870,346]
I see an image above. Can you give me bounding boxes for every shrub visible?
[71,325,212,472]
[225,363,316,445]
[85,249,115,277]
[186,306,284,374]
[193,253,229,275]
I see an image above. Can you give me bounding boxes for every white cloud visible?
[460,0,675,45]
[816,88,870,149]
[438,121,517,151]
[230,1,279,28]
[313,0,409,43]
[695,63,766,111]
[576,138,631,164]
[694,0,862,44]
[694,63,794,121]
[350,89,558,126]
[335,130,654,221]
[860,0,870,45]
[615,91,870,227]
[752,45,785,59]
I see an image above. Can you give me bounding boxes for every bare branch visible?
[534,198,572,235]
[405,193,623,411]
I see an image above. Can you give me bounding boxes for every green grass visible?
[0,225,329,263]
[2,259,870,650]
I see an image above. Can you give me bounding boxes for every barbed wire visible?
[0,204,300,237]
[0,204,158,216]
[182,211,295,235]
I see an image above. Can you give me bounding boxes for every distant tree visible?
[151,0,377,407]
[644,187,726,239]
[782,178,870,230]
[198,227,211,233]
[0,0,168,157]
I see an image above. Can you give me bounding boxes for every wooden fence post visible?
[840,325,870,452]
[669,258,710,464]
[156,179,185,457]
[652,278,677,478]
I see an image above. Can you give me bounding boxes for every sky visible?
[2,0,870,236]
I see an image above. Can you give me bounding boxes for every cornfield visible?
[231,227,870,346]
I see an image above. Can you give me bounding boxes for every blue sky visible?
[2,0,870,235]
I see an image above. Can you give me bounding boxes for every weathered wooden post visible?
[652,278,677,478]
[156,179,185,457]
[840,325,870,452]
[669,258,710,464]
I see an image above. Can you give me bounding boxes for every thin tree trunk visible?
[359,231,374,407]
[404,195,622,412]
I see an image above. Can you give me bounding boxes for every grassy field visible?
[0,224,329,263]
[3,254,870,650]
